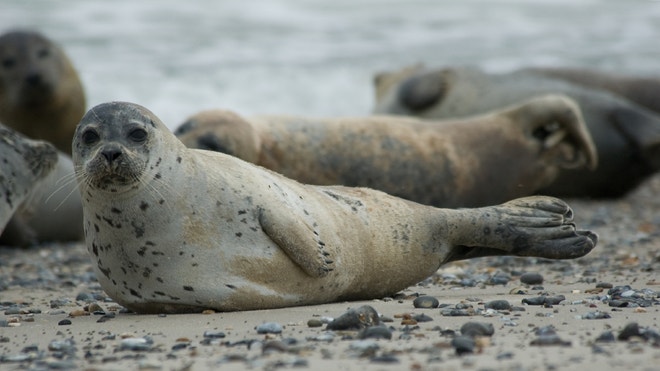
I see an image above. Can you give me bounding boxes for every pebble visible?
[581,311,612,320]
[326,305,380,330]
[451,335,476,355]
[595,331,616,343]
[58,319,72,326]
[522,295,565,306]
[520,272,544,285]
[358,325,393,340]
[596,282,613,289]
[484,300,512,311]
[530,326,571,346]
[120,337,154,351]
[349,340,379,357]
[413,296,439,309]
[370,354,399,363]
[307,319,324,327]
[203,330,226,339]
[256,322,283,334]
[489,273,511,285]
[412,313,434,322]
[460,322,495,337]
[76,292,96,302]
[48,339,76,354]
[618,322,641,341]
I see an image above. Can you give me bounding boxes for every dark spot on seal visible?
[159,199,165,204]
[176,156,182,163]
[132,221,145,238]
[484,227,491,235]
[110,207,122,214]
[137,246,147,256]
[140,201,149,211]
[145,241,155,246]
[129,289,143,299]
[235,232,242,237]
[99,266,111,279]
[169,295,181,301]
[183,286,194,292]
[154,291,166,296]
[121,267,127,275]
[92,243,99,256]
[94,224,100,233]
[157,277,164,283]
[142,268,151,278]
[238,210,247,215]
[154,173,161,180]
[226,284,237,290]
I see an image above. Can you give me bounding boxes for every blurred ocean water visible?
[2,0,659,129]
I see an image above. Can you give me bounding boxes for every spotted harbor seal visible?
[0,124,58,240]
[175,95,596,208]
[373,65,660,198]
[0,150,84,246]
[0,30,86,155]
[73,101,597,313]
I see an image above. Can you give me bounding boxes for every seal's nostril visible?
[102,149,122,163]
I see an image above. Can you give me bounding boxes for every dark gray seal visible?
[373,65,660,198]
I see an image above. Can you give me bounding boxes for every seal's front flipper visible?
[611,107,660,169]
[258,206,335,278]
[444,196,597,263]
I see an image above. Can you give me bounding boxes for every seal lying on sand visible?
[372,65,660,198]
[73,101,597,313]
[0,124,58,240]
[175,95,596,208]
[0,30,86,155]
[0,151,84,246]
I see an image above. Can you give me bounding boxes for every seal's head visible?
[73,101,174,194]
[0,30,66,108]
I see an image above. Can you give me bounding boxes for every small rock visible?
[595,331,616,343]
[307,319,323,327]
[520,272,544,285]
[618,322,642,341]
[451,335,475,355]
[581,311,611,320]
[484,300,512,311]
[596,282,613,289]
[203,330,226,339]
[460,322,495,337]
[412,313,434,322]
[413,296,439,309]
[58,319,72,326]
[327,305,380,330]
[370,354,399,363]
[349,340,379,357]
[120,337,153,351]
[358,325,392,340]
[256,322,283,334]
[522,295,565,306]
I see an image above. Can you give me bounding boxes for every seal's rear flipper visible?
[611,107,660,169]
[443,196,597,263]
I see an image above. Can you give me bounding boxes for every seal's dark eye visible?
[128,128,147,143]
[37,48,50,59]
[81,130,99,145]
[2,57,16,69]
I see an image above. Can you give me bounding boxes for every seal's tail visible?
[443,196,597,263]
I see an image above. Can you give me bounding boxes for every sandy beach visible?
[1,174,658,371]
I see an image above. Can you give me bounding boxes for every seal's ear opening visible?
[397,70,447,112]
